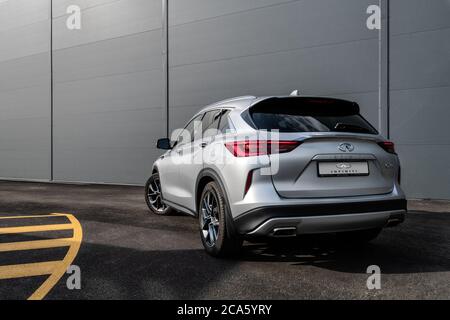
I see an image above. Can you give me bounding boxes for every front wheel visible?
[145,173,173,215]
[199,181,242,257]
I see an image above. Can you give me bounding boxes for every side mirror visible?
[156,138,172,150]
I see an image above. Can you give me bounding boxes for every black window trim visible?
[217,108,233,134]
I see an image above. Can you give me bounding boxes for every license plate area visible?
[318,161,369,177]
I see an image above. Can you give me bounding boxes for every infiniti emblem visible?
[338,143,354,152]
[336,163,352,169]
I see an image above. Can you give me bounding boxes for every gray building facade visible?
[0,0,449,199]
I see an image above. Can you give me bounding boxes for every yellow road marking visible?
[0,224,73,234]
[28,214,83,300]
[0,213,82,300]
[0,261,61,280]
[0,214,66,220]
[0,238,73,252]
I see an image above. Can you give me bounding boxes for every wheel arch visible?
[195,168,230,216]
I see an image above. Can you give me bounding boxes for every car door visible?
[171,113,205,212]
[176,110,224,212]
[159,114,203,208]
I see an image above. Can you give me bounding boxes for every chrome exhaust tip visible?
[385,212,406,227]
[271,227,297,237]
[385,218,403,227]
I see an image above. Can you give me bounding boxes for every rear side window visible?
[218,110,232,133]
[202,110,222,138]
[245,97,378,134]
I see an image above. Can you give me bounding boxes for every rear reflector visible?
[243,170,254,197]
[225,140,301,157]
[378,141,396,154]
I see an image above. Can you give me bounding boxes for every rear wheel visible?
[199,181,242,257]
[145,173,173,215]
[337,228,382,245]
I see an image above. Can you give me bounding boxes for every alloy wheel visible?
[147,176,168,213]
[200,190,220,247]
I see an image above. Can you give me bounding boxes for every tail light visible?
[378,141,396,154]
[225,140,301,157]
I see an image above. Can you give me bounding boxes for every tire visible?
[145,173,173,215]
[198,181,242,257]
[337,228,382,245]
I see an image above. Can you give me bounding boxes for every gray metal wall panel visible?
[169,0,294,26]
[52,0,120,17]
[52,0,164,184]
[0,0,49,31]
[53,31,163,83]
[169,0,379,132]
[390,0,450,35]
[390,29,450,91]
[52,0,162,50]
[170,0,377,67]
[0,1,51,180]
[169,39,379,106]
[0,53,50,91]
[390,1,450,199]
[0,20,49,62]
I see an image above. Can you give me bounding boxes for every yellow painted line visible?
[0,214,66,220]
[0,238,73,252]
[0,261,61,280]
[28,213,83,300]
[0,223,73,234]
[0,213,82,300]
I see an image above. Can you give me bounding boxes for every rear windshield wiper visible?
[333,123,372,134]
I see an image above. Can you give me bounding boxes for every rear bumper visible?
[234,199,406,236]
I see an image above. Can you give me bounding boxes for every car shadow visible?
[239,230,450,275]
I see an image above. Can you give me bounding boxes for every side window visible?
[202,110,222,138]
[218,110,232,133]
[192,115,203,142]
[176,114,203,146]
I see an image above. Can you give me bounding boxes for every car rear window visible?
[244,97,378,134]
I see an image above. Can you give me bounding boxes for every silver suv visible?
[145,96,406,257]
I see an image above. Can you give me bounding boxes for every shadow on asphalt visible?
[51,236,450,299]
[240,234,450,274]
